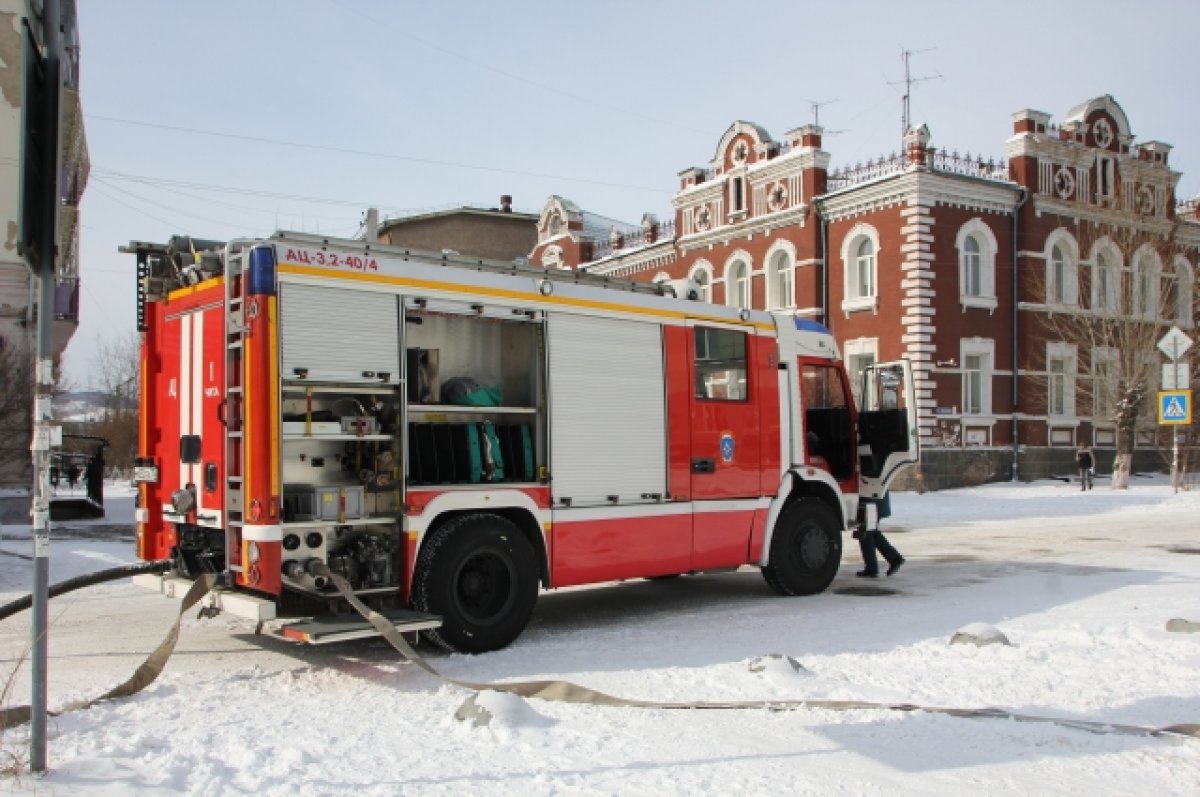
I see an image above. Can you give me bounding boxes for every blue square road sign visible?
[1158,390,1192,425]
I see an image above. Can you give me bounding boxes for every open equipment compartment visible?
[402,297,546,487]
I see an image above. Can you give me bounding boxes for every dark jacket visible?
[1076,449,1094,469]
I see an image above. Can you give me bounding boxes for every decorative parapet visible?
[589,218,676,261]
[827,150,1010,192]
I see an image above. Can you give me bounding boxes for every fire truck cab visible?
[126,231,918,652]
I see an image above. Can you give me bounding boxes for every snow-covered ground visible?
[2,478,1199,795]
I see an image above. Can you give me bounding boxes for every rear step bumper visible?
[131,572,440,645]
[280,611,442,645]
[131,572,277,622]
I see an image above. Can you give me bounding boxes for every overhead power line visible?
[85,114,670,195]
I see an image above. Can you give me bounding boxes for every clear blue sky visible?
[68,0,1200,386]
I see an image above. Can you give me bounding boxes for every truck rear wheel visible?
[761,499,842,596]
[412,513,538,654]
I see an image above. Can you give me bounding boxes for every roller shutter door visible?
[547,313,666,505]
[279,283,400,383]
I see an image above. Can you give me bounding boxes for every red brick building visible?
[529,96,1200,488]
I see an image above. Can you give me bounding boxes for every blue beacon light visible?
[247,245,277,296]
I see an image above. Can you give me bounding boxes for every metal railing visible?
[827,150,1010,190]
[589,219,677,261]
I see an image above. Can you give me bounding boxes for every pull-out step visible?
[279,610,442,645]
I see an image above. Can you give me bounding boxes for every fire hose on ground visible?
[0,563,1197,741]
[0,562,214,729]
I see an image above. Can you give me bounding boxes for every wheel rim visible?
[453,546,517,625]
[797,523,830,569]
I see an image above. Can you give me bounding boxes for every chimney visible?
[365,208,379,242]
[500,195,513,213]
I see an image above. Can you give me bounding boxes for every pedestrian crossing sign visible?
[1158,390,1192,425]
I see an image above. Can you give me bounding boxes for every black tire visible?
[761,498,843,596]
[412,513,539,654]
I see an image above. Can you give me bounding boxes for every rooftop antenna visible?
[888,47,941,144]
[805,98,846,136]
[807,98,837,128]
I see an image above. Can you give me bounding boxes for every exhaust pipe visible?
[283,558,329,591]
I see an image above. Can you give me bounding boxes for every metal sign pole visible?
[29,0,63,774]
[1172,339,1179,493]
[1158,328,1195,495]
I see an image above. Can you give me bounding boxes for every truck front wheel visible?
[761,499,843,596]
[412,513,539,654]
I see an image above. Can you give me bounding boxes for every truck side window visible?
[694,327,747,401]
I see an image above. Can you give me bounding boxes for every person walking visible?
[1076,444,1094,491]
[856,491,905,578]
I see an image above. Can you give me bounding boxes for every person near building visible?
[1076,444,1094,491]
[856,491,905,578]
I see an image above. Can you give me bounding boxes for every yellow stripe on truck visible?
[275,263,774,333]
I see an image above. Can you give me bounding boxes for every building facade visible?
[0,0,88,487]
[377,195,539,263]
[529,96,1200,488]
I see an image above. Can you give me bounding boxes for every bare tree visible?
[1028,207,1198,489]
[80,332,141,473]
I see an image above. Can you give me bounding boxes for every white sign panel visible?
[1158,326,1194,360]
[1162,361,1190,390]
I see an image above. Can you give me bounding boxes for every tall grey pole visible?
[30,0,64,774]
[1171,340,1181,494]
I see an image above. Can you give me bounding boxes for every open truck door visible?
[856,360,919,498]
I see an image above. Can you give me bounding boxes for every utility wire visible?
[90,167,392,210]
[100,171,362,222]
[85,114,670,195]
[90,177,265,233]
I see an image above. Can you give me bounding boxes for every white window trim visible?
[1088,239,1122,314]
[723,250,754,309]
[959,337,995,417]
[689,260,714,303]
[843,337,878,404]
[1046,341,1078,419]
[840,223,879,314]
[764,240,798,310]
[1131,244,1162,321]
[1044,229,1080,308]
[956,219,998,311]
[1175,256,1195,328]
[727,171,748,221]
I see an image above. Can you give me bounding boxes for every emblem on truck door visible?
[719,433,736,463]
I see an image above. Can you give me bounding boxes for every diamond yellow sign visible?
[1158,390,1192,425]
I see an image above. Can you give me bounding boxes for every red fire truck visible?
[125,231,917,653]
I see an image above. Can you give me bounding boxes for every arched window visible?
[1132,249,1160,320]
[962,236,981,296]
[725,258,751,309]
[956,219,998,310]
[854,239,875,298]
[1176,258,1194,327]
[1093,249,1118,312]
[765,243,796,310]
[840,224,879,313]
[1050,245,1067,304]
[1044,231,1079,307]
[689,261,713,303]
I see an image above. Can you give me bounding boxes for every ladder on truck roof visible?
[127,231,678,300]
